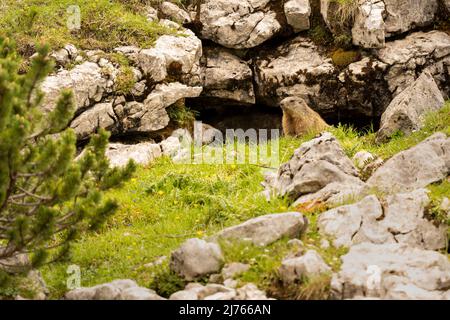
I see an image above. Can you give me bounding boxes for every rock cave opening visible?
[186,97,381,137]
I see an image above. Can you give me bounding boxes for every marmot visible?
[281,97,329,137]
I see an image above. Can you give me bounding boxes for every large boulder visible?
[105,142,162,168]
[377,71,445,142]
[375,31,450,96]
[351,0,386,48]
[328,0,439,48]
[318,189,447,250]
[170,238,224,281]
[116,29,203,85]
[212,212,307,247]
[116,82,202,134]
[264,132,365,206]
[254,36,336,114]
[337,57,391,119]
[331,243,450,300]
[65,279,164,300]
[169,282,271,300]
[366,133,450,194]
[284,0,311,32]
[71,102,118,140]
[197,0,283,49]
[382,0,439,37]
[159,1,191,24]
[41,62,115,113]
[200,47,255,105]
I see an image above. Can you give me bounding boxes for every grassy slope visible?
[0,0,176,55]
[38,103,450,299]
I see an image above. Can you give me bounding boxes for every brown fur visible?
[281,97,329,137]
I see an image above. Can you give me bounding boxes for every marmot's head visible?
[280,97,310,116]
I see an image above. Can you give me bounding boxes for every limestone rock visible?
[279,250,331,284]
[41,62,113,113]
[64,279,163,300]
[318,195,389,248]
[119,29,202,85]
[331,243,450,300]
[119,287,165,300]
[265,132,365,206]
[212,212,307,247]
[71,102,117,140]
[383,0,439,37]
[318,190,447,250]
[160,136,182,158]
[255,36,335,113]
[377,71,445,142]
[119,83,202,134]
[160,2,191,24]
[0,249,30,273]
[169,282,270,300]
[352,151,377,170]
[222,263,250,280]
[366,133,450,194]
[198,0,282,49]
[201,47,255,104]
[376,31,450,96]
[170,238,224,281]
[284,0,311,32]
[235,283,272,300]
[352,0,385,48]
[105,142,162,168]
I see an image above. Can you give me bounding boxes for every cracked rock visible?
[211,212,307,247]
[318,189,447,250]
[331,243,450,300]
[170,238,224,281]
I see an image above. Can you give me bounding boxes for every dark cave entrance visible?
[186,98,381,136]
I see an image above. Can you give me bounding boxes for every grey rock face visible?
[198,0,282,49]
[105,142,162,168]
[377,71,445,142]
[318,190,447,250]
[326,0,439,48]
[117,82,202,134]
[117,29,202,85]
[221,263,251,280]
[279,250,331,284]
[383,0,439,37]
[71,102,117,140]
[169,282,271,300]
[201,47,255,104]
[170,238,224,281]
[352,0,385,48]
[254,36,335,113]
[160,2,191,24]
[65,279,164,300]
[41,62,114,113]
[284,0,311,32]
[366,133,450,194]
[265,132,365,206]
[376,31,450,96]
[212,212,307,247]
[331,243,450,300]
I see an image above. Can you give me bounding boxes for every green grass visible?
[35,103,450,299]
[0,0,177,56]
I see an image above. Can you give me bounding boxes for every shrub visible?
[0,38,135,280]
